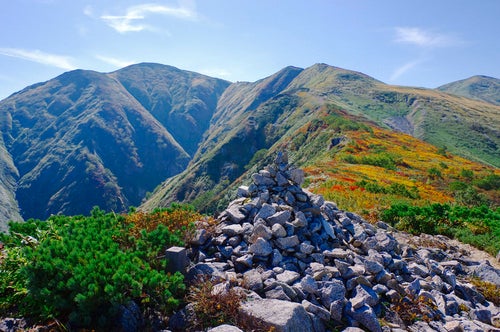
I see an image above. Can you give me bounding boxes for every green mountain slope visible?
[437,75,500,106]
[142,64,500,213]
[0,64,229,223]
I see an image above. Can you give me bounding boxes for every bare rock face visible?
[183,153,500,332]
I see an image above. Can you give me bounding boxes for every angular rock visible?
[320,279,346,308]
[277,270,301,285]
[249,237,273,256]
[239,299,314,332]
[208,324,244,332]
[226,206,247,223]
[267,210,291,226]
[272,223,287,238]
[302,299,331,321]
[276,235,300,250]
[221,224,244,236]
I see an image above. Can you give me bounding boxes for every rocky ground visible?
[173,152,500,332]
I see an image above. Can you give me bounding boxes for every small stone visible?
[271,223,287,238]
[190,228,210,246]
[252,173,275,186]
[243,270,263,292]
[237,186,250,198]
[253,203,275,221]
[271,249,283,267]
[320,279,346,308]
[324,248,349,259]
[267,210,291,226]
[265,286,291,301]
[300,275,318,295]
[276,270,300,285]
[221,224,244,236]
[289,168,304,185]
[276,235,300,250]
[276,172,289,186]
[249,224,272,242]
[302,300,331,321]
[470,309,492,325]
[364,260,384,275]
[226,206,247,223]
[207,324,244,332]
[235,254,253,269]
[248,237,273,256]
[300,243,315,255]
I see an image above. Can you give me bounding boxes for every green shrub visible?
[0,208,186,329]
[381,203,500,255]
[475,174,500,191]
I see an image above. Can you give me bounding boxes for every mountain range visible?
[0,63,499,230]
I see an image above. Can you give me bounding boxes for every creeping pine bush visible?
[0,207,186,329]
[381,203,500,255]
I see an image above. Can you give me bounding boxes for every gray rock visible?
[208,324,244,332]
[330,299,345,322]
[277,270,301,285]
[302,299,331,321]
[272,223,287,238]
[235,254,254,269]
[248,237,273,256]
[345,302,382,332]
[320,279,346,308]
[352,284,379,307]
[276,235,300,250]
[243,269,263,292]
[409,262,429,278]
[266,285,291,301]
[320,217,336,240]
[364,259,384,275]
[470,309,492,325]
[300,242,315,255]
[255,203,277,221]
[249,224,273,242]
[221,224,244,236]
[190,228,210,246]
[272,249,283,266]
[239,298,314,332]
[289,168,305,186]
[324,248,350,259]
[168,303,196,331]
[226,205,247,223]
[252,173,276,186]
[472,262,500,286]
[186,262,226,283]
[300,275,318,295]
[276,171,289,186]
[267,210,291,226]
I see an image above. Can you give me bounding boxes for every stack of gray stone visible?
[179,152,500,332]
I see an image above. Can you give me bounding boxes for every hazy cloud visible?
[100,2,198,34]
[390,59,423,81]
[394,27,458,47]
[0,48,77,70]
[95,55,135,68]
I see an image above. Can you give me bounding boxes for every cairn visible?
[178,152,500,332]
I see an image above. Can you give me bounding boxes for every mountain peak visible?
[437,75,500,105]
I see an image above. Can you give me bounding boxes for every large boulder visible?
[239,299,315,332]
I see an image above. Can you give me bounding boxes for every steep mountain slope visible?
[437,75,500,106]
[0,64,229,223]
[142,64,500,215]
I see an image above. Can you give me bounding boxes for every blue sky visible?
[0,0,499,100]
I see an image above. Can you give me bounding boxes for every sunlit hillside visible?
[299,109,500,221]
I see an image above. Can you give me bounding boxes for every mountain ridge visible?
[0,62,498,228]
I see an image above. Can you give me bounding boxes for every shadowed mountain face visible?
[0,63,229,222]
[0,62,498,227]
[437,75,500,106]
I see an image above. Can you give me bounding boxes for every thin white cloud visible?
[390,59,422,81]
[95,55,135,68]
[198,68,232,79]
[394,27,457,48]
[0,48,77,70]
[100,2,198,34]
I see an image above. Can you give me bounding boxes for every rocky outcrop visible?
[180,152,500,332]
